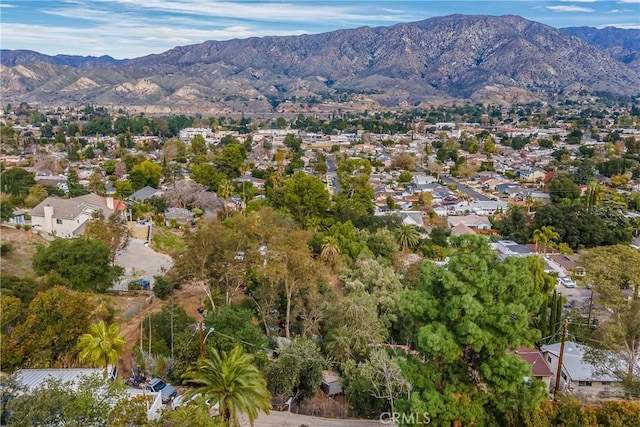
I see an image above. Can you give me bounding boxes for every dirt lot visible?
[0,226,50,276]
[114,283,206,377]
[0,225,205,379]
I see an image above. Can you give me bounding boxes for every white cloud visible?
[0,21,309,58]
[546,5,595,12]
[617,0,640,4]
[92,0,408,24]
[0,0,415,57]
[598,22,640,28]
[560,0,598,2]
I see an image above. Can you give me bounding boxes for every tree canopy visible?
[32,238,122,292]
[398,235,547,425]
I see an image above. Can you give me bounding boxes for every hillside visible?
[2,15,639,113]
[561,26,640,71]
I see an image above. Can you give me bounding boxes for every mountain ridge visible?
[2,15,639,113]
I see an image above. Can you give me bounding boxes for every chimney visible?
[106,197,114,210]
[44,205,54,233]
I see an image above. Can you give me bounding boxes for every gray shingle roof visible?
[29,194,117,219]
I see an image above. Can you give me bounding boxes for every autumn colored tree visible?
[579,245,640,397]
[129,160,163,190]
[3,286,95,370]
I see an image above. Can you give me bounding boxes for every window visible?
[547,356,552,363]
[601,381,611,386]
[578,381,593,387]
[561,372,567,381]
[56,219,63,224]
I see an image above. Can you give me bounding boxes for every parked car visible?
[145,378,177,403]
[128,278,150,290]
[558,277,576,288]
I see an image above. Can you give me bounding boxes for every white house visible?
[446,214,492,230]
[541,341,622,398]
[29,193,126,238]
[469,200,508,215]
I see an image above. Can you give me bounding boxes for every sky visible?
[1,0,639,59]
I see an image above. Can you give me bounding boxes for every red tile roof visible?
[513,347,553,377]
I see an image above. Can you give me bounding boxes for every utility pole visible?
[199,319,204,359]
[586,288,594,329]
[553,319,569,400]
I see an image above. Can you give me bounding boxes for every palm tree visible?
[182,347,270,427]
[218,178,234,218]
[525,193,534,214]
[77,321,126,379]
[320,235,340,264]
[396,224,420,251]
[532,225,560,255]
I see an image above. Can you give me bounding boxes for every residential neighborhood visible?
[1,101,639,426]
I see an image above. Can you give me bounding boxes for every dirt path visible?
[117,283,206,378]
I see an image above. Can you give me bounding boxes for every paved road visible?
[251,411,384,427]
[439,175,492,201]
[327,154,341,194]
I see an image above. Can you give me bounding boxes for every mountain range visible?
[2,14,639,114]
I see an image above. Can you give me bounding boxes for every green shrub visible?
[0,243,12,255]
[153,275,179,299]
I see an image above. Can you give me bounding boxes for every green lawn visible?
[151,226,186,255]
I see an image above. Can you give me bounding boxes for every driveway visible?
[113,239,173,290]
[251,411,384,427]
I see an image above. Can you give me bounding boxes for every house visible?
[519,190,552,203]
[541,341,622,398]
[493,240,535,257]
[7,208,27,225]
[447,214,492,230]
[450,224,477,236]
[376,210,425,229]
[469,200,508,215]
[29,194,126,238]
[127,186,162,203]
[513,347,554,392]
[547,254,585,278]
[164,207,195,225]
[432,205,448,217]
[12,368,163,421]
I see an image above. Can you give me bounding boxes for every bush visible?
[0,243,12,255]
[153,275,179,299]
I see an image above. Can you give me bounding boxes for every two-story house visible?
[30,193,126,238]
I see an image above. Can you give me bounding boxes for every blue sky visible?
[1,0,639,59]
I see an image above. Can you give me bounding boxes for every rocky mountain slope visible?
[2,15,639,113]
[561,26,640,71]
